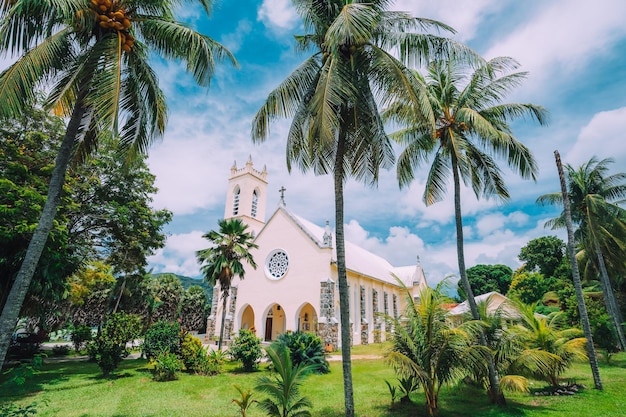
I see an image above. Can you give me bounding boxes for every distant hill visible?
[151,273,213,301]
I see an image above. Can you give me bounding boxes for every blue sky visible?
[5,1,624,286]
[143,0,626,286]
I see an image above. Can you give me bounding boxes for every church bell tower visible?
[224,156,268,236]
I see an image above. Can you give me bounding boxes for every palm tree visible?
[537,156,626,351]
[196,218,257,350]
[251,2,474,414]
[388,56,548,404]
[0,0,236,369]
[255,344,315,417]
[387,284,476,417]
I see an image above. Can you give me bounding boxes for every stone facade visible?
[223,286,238,341]
[318,279,339,351]
[205,284,220,342]
[373,289,381,343]
[360,285,368,345]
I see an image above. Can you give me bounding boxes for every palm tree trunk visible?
[335,130,355,417]
[554,150,603,390]
[451,155,505,405]
[0,101,86,370]
[218,289,229,351]
[593,243,626,350]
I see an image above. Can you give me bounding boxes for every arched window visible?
[251,190,259,217]
[232,186,240,215]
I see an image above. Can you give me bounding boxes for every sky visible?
[142,0,626,288]
[6,0,626,288]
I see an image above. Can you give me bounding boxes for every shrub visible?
[142,321,181,359]
[87,313,141,376]
[180,332,203,369]
[273,331,329,374]
[151,351,183,381]
[50,345,70,356]
[230,329,262,372]
[71,324,93,353]
[0,402,40,416]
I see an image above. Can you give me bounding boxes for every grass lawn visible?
[1,347,625,416]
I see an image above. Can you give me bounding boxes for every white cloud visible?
[257,0,299,30]
[148,230,208,277]
[566,106,626,168]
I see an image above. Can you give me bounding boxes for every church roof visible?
[275,205,426,288]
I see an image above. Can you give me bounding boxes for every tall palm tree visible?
[388,56,548,404]
[537,156,626,351]
[0,0,236,369]
[196,218,257,350]
[251,2,474,414]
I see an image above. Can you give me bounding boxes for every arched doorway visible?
[297,303,318,333]
[240,305,255,335]
[264,303,286,341]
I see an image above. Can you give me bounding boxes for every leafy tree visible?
[68,261,116,326]
[255,344,316,417]
[519,236,567,278]
[460,264,513,300]
[0,99,80,322]
[250,2,472,414]
[538,156,626,350]
[142,320,181,360]
[389,56,547,404]
[179,285,207,332]
[196,219,257,350]
[0,0,236,369]
[87,312,141,376]
[149,274,183,323]
[387,285,474,416]
[507,271,550,305]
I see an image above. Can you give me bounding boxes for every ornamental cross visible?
[279,186,286,205]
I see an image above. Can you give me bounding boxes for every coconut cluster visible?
[91,0,134,52]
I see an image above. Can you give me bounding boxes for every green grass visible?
[2,349,625,416]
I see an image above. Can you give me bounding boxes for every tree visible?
[519,236,567,278]
[179,285,207,332]
[538,156,626,351]
[255,344,315,417]
[149,273,183,323]
[68,261,116,327]
[390,56,547,404]
[251,2,472,414]
[507,271,550,305]
[460,264,512,300]
[196,219,257,350]
[0,0,236,369]
[387,284,474,416]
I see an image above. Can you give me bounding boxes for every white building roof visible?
[277,207,427,288]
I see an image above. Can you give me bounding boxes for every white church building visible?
[205,158,428,350]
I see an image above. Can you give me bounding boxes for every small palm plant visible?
[255,344,315,417]
[232,385,257,417]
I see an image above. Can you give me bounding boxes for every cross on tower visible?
[279,186,286,205]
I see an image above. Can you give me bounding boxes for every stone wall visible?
[223,286,238,341]
[318,279,339,351]
[205,284,220,342]
[373,289,381,343]
[360,285,368,344]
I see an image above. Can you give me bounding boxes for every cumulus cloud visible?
[148,231,208,277]
[566,107,626,168]
[257,0,299,30]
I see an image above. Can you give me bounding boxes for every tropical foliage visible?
[230,329,263,372]
[0,0,235,369]
[273,331,330,374]
[196,219,257,350]
[250,1,473,413]
[538,157,626,350]
[87,312,141,376]
[255,344,315,417]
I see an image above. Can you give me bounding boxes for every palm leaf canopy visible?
[196,218,258,295]
[0,0,236,160]
[390,56,548,205]
[252,0,479,187]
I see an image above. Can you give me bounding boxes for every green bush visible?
[87,313,141,376]
[230,329,262,372]
[50,345,70,356]
[151,351,183,381]
[273,331,329,374]
[180,332,203,368]
[71,324,93,353]
[142,321,181,359]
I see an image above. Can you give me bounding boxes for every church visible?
[205,158,428,350]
